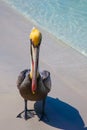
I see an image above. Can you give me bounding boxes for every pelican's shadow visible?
[34,96,87,130]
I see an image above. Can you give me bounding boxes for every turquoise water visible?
[4,0,87,56]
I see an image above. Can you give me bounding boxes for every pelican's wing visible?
[40,70,51,92]
[17,69,30,89]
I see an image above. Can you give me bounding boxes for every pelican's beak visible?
[31,46,39,94]
[29,27,42,94]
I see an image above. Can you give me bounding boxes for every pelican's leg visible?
[24,99,28,120]
[17,99,35,120]
[39,98,49,121]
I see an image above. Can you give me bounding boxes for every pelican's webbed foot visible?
[39,112,49,122]
[17,100,35,120]
[17,109,35,120]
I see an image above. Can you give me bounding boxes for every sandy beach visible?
[0,0,87,130]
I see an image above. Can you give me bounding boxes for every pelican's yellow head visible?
[29,27,42,47]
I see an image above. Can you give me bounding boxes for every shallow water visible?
[3,0,87,56]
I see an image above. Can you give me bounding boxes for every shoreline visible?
[2,0,87,57]
[0,0,87,129]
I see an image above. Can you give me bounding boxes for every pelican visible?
[17,28,51,120]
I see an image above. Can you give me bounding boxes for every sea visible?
[3,0,87,56]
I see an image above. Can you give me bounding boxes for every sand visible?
[0,0,87,130]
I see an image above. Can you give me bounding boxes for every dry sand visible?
[0,0,87,130]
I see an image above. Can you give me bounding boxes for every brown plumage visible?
[17,28,51,120]
[17,69,51,101]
